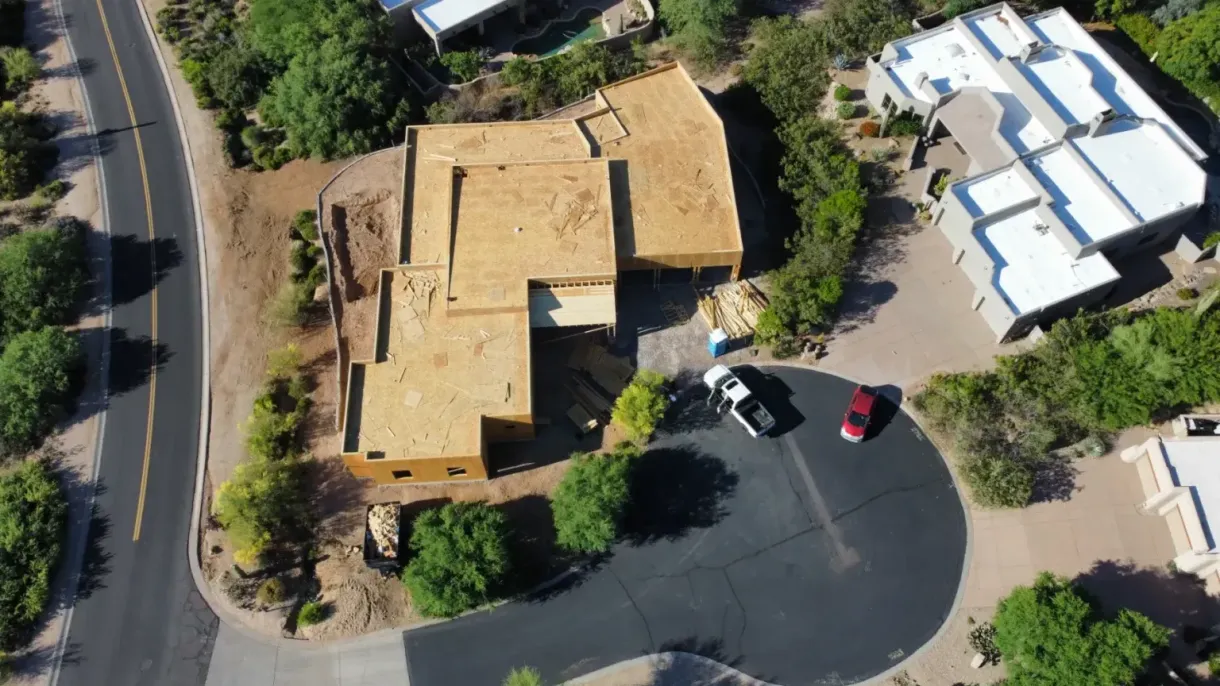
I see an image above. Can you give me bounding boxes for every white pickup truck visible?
[703,365,776,437]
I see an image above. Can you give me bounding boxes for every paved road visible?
[54,0,215,683]
[405,366,968,686]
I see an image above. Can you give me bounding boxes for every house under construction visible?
[339,62,743,484]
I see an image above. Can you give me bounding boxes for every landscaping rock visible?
[970,652,986,669]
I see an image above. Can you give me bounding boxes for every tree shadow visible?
[495,494,584,596]
[650,637,767,685]
[1075,559,1220,672]
[659,383,723,437]
[308,456,367,543]
[93,235,183,312]
[621,445,739,547]
[1029,454,1081,504]
[105,327,172,397]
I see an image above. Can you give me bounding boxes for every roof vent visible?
[1019,41,1043,64]
[1034,222,1050,236]
[1088,108,1117,137]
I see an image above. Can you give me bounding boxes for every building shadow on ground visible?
[621,445,739,547]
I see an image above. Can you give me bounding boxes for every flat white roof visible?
[974,207,1118,315]
[1023,147,1133,244]
[414,0,512,34]
[1071,119,1203,223]
[1017,47,1109,125]
[966,10,1037,60]
[1163,438,1220,550]
[887,25,1055,153]
[954,168,1038,217]
[1028,9,1207,161]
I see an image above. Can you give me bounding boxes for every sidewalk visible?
[9,0,109,681]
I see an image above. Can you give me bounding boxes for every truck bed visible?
[736,398,775,435]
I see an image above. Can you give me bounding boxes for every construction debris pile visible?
[365,503,400,562]
[698,280,769,339]
[564,341,636,434]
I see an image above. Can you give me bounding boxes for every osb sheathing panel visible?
[343,452,489,484]
[446,159,617,314]
[596,64,744,263]
[349,266,530,462]
[402,122,590,265]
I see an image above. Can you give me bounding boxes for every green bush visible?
[1115,13,1162,56]
[1153,0,1205,25]
[660,0,738,66]
[1203,231,1220,249]
[214,453,307,566]
[0,217,88,342]
[886,112,923,137]
[34,179,65,203]
[551,444,637,553]
[611,370,670,442]
[753,306,787,345]
[915,307,1220,507]
[297,600,327,626]
[836,102,855,119]
[819,0,912,57]
[265,281,313,327]
[0,460,65,650]
[832,84,852,101]
[256,577,286,605]
[1155,3,1220,110]
[503,666,543,686]
[968,621,1000,665]
[500,43,645,117]
[440,50,484,83]
[1178,287,1198,300]
[743,17,832,123]
[0,46,39,96]
[0,102,49,200]
[994,572,1169,686]
[401,502,509,618]
[0,327,81,454]
[943,0,987,19]
[293,209,318,241]
[1209,651,1220,675]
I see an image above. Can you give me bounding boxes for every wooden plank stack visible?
[697,281,769,339]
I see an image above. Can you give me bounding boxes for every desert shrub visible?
[968,621,1001,665]
[0,217,87,342]
[1115,13,1162,55]
[612,370,670,442]
[256,577,286,605]
[859,120,880,137]
[660,0,738,66]
[34,179,65,203]
[503,666,543,686]
[0,102,51,200]
[753,306,787,345]
[293,209,318,241]
[1178,287,1198,300]
[297,600,327,626]
[550,444,638,554]
[0,327,81,454]
[836,102,855,119]
[500,43,645,117]
[440,50,484,83]
[820,0,912,56]
[0,46,39,96]
[1203,231,1220,249]
[1155,3,1220,109]
[833,83,851,101]
[1210,652,1220,675]
[213,453,307,566]
[994,572,1169,686]
[0,460,65,650]
[886,111,923,137]
[1153,0,1204,24]
[401,502,509,618]
[943,0,988,18]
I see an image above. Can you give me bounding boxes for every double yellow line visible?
[94,0,160,542]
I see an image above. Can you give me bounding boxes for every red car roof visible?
[850,386,877,414]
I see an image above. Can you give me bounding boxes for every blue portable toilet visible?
[708,328,729,358]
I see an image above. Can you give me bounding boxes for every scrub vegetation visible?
[0,459,67,650]
[611,369,670,443]
[915,306,1220,507]
[1105,0,1220,113]
[401,501,510,618]
[550,443,639,554]
[156,0,413,164]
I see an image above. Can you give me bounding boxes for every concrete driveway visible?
[403,366,968,685]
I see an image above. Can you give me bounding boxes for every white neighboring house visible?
[864,3,1209,342]
[1122,426,1220,590]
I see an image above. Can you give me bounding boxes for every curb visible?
[568,652,780,685]
[129,0,219,629]
[45,0,112,679]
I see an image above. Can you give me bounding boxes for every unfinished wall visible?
[342,451,489,483]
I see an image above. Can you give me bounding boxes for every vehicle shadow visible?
[730,365,804,437]
[867,383,903,440]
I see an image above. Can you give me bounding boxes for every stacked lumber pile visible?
[564,341,636,426]
[698,281,769,339]
[367,503,399,560]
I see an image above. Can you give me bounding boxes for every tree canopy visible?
[551,444,638,553]
[0,217,88,343]
[0,459,65,650]
[401,502,509,618]
[660,0,738,66]
[994,572,1169,686]
[0,327,81,454]
[612,370,670,443]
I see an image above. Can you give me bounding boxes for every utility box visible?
[708,328,729,357]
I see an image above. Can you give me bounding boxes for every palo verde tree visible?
[994,572,1169,686]
[401,501,509,618]
[0,459,66,650]
[612,369,670,443]
[550,443,639,554]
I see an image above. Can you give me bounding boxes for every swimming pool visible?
[513,8,605,58]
